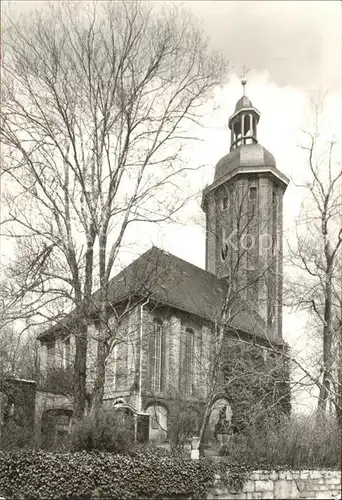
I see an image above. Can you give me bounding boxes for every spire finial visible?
[240,66,249,96]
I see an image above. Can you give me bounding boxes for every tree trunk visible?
[198,324,225,449]
[73,328,88,421]
[90,339,108,420]
[318,265,333,412]
[90,304,111,419]
[335,363,342,426]
[198,397,213,450]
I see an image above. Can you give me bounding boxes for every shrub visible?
[220,413,341,469]
[222,340,291,433]
[0,420,33,450]
[70,410,134,454]
[38,366,74,396]
[167,398,201,449]
[0,378,36,450]
[216,458,249,493]
[0,446,216,499]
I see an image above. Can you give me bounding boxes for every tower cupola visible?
[228,80,260,150]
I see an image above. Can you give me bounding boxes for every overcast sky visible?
[186,1,340,92]
[154,0,341,411]
[155,2,341,261]
[153,0,341,256]
[3,0,341,411]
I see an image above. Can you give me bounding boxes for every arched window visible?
[244,114,251,136]
[183,328,194,397]
[221,243,228,261]
[249,186,257,200]
[221,227,228,261]
[233,120,242,148]
[150,318,164,393]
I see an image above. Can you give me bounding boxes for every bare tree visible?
[333,257,342,423]
[1,0,227,419]
[286,99,342,416]
[0,325,39,381]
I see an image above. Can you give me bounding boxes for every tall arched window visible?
[184,328,194,397]
[150,318,164,393]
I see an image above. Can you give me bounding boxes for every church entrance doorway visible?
[145,404,168,443]
[204,398,232,447]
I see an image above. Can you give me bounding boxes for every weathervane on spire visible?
[240,66,249,96]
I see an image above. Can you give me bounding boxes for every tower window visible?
[272,236,277,255]
[268,304,275,327]
[221,242,228,261]
[244,114,251,134]
[222,195,229,211]
[233,120,242,148]
[249,187,257,200]
[247,268,258,302]
[221,228,228,261]
[234,121,241,137]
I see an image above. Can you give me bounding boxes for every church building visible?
[37,85,290,445]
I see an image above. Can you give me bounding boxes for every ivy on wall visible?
[221,338,291,432]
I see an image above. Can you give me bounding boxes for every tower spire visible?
[240,66,249,96]
[228,67,259,150]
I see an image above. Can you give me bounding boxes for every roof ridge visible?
[107,246,158,281]
[148,245,218,278]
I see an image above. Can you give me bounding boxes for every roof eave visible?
[36,294,137,341]
[202,165,289,207]
[37,293,283,348]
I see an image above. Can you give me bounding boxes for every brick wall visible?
[34,390,72,446]
[0,378,37,447]
[140,307,210,407]
[205,192,217,274]
[208,469,341,499]
[103,312,138,400]
[203,173,285,343]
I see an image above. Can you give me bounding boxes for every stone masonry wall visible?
[208,470,341,500]
[34,390,72,446]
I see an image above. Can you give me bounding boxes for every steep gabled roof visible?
[38,246,270,342]
[106,245,226,320]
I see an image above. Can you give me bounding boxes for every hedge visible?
[0,446,216,499]
[2,445,337,500]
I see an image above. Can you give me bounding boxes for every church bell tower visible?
[202,81,289,342]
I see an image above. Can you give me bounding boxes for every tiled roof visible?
[110,246,225,317]
[38,246,268,341]
[214,143,276,183]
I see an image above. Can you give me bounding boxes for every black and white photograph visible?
[0,1,341,498]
